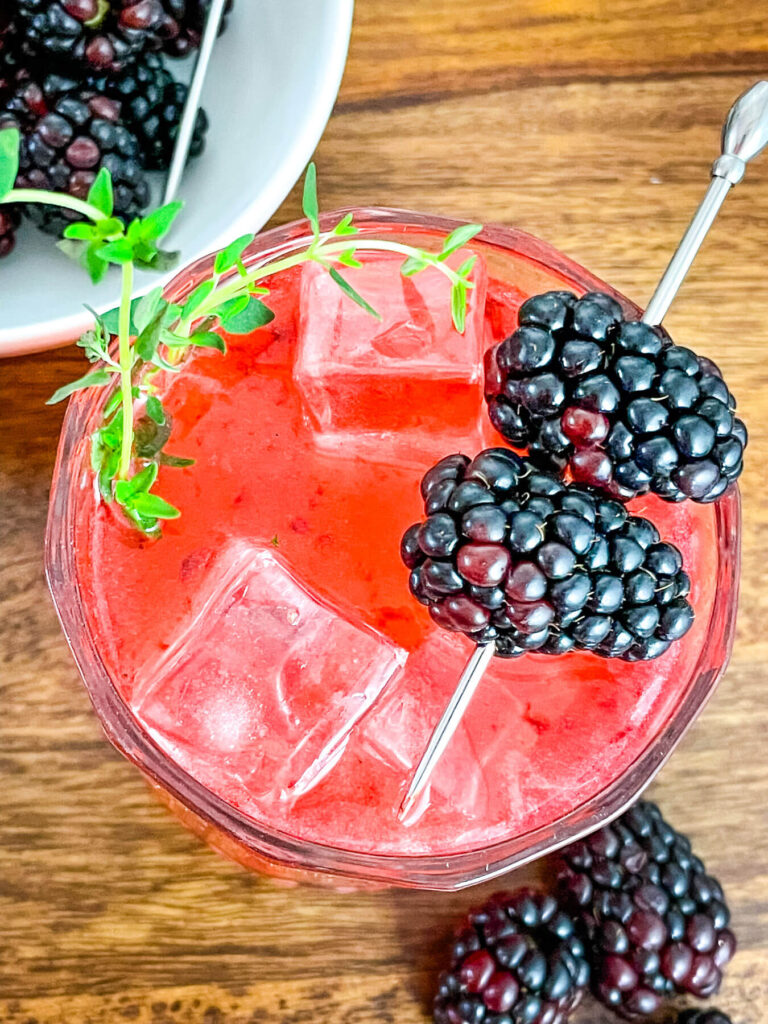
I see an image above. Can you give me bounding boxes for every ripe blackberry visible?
[0,9,23,103]
[434,888,589,1024]
[402,449,693,661]
[485,290,746,503]
[558,800,737,1019]
[0,6,13,50]
[677,1011,734,1024]
[88,53,207,170]
[0,206,21,258]
[3,76,150,235]
[0,9,14,55]
[15,0,175,73]
[0,104,24,257]
[158,0,235,58]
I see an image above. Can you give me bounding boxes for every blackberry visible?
[0,9,24,103]
[677,1012,734,1024]
[402,450,693,660]
[0,6,13,50]
[0,90,24,256]
[558,800,737,1019]
[15,0,174,73]
[0,206,21,258]
[434,888,589,1024]
[88,53,207,170]
[3,76,150,235]
[0,10,20,141]
[158,0,235,58]
[485,290,746,503]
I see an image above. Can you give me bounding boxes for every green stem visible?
[319,239,463,281]
[117,260,135,480]
[106,233,466,486]
[183,249,315,329]
[185,238,463,330]
[1,187,106,223]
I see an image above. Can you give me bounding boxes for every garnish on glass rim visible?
[0,128,482,536]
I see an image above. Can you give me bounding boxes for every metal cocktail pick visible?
[642,80,768,324]
[162,0,228,204]
[399,80,768,821]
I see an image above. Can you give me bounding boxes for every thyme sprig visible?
[0,127,482,536]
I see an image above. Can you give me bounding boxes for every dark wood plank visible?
[341,0,768,106]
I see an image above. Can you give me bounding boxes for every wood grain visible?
[2,2,768,1020]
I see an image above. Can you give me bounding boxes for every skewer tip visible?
[397,789,418,822]
[397,640,496,821]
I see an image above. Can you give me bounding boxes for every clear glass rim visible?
[45,208,742,890]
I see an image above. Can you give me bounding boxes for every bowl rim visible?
[45,206,742,890]
[0,0,354,356]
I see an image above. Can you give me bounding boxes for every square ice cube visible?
[293,249,488,455]
[132,541,406,805]
[358,632,534,826]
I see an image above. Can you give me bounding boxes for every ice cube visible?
[132,541,406,807]
[293,249,488,457]
[358,632,534,826]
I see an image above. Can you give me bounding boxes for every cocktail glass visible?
[45,209,740,891]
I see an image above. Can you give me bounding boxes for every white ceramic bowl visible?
[0,0,354,356]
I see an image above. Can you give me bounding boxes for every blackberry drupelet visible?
[158,0,235,58]
[3,75,150,234]
[484,289,746,503]
[434,888,589,1024]
[15,0,175,73]
[402,449,693,661]
[558,800,737,1019]
[677,1011,734,1024]
[88,53,207,170]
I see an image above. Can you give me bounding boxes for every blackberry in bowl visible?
[158,0,235,57]
[0,205,21,258]
[0,7,20,103]
[15,0,172,73]
[1,75,150,235]
[0,1,354,356]
[485,290,747,504]
[87,53,208,171]
[15,0,235,73]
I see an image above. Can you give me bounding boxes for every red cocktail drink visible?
[46,210,740,889]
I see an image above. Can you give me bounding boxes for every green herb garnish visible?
[0,127,482,536]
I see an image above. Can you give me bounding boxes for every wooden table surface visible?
[2,2,768,1021]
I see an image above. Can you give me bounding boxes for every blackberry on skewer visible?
[403,449,693,662]
[484,290,746,503]
[399,81,767,816]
